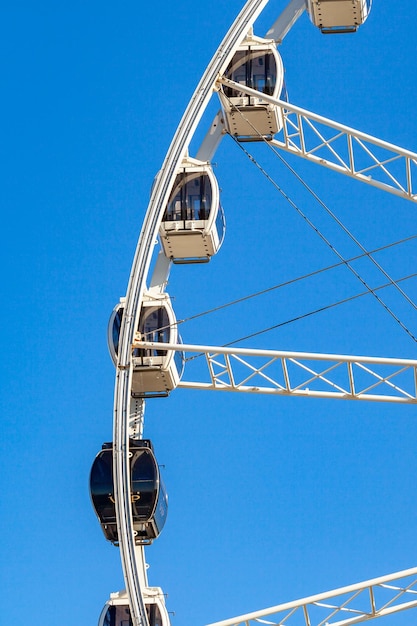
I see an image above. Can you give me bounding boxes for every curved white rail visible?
[112,1,271,624]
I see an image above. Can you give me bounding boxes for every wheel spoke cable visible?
[230,134,417,343]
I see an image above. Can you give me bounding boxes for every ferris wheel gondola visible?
[159,156,225,264]
[107,292,184,397]
[218,29,285,140]
[90,439,168,546]
[97,588,170,626]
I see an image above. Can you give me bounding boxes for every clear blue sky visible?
[2,1,417,625]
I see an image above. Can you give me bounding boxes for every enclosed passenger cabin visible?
[107,292,184,397]
[90,439,168,546]
[307,0,371,33]
[132,292,184,397]
[98,588,170,626]
[159,156,225,263]
[219,31,284,140]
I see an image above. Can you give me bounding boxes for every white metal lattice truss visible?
[218,77,417,203]
[133,341,417,403]
[205,567,417,626]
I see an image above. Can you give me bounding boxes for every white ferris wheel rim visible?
[112,1,273,623]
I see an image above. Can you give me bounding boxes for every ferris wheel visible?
[89,1,417,625]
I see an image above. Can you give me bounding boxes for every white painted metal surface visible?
[206,567,417,626]
[112,1,271,624]
[306,0,370,33]
[133,341,417,404]
[266,0,306,42]
[218,77,417,202]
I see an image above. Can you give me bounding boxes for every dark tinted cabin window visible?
[103,597,162,625]
[147,603,163,626]
[103,606,114,626]
[153,478,168,534]
[224,49,277,98]
[135,306,170,359]
[105,606,132,626]
[91,453,113,495]
[131,449,157,520]
[132,449,156,482]
[174,348,184,379]
[215,204,226,247]
[90,452,115,522]
[112,307,123,358]
[164,172,212,222]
